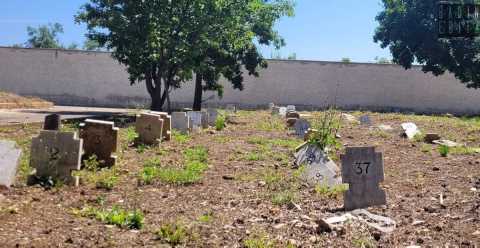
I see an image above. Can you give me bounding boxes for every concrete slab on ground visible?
[0,106,135,126]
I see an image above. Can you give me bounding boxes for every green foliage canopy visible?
[374,0,480,88]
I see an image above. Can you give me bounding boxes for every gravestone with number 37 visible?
[341,147,386,210]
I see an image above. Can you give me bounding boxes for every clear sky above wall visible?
[0,0,391,63]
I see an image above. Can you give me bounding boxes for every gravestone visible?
[44,114,61,130]
[271,106,281,115]
[226,104,237,113]
[279,107,287,117]
[200,112,209,128]
[341,147,386,211]
[207,109,218,126]
[187,111,203,131]
[30,131,83,186]
[148,111,172,141]
[401,122,420,139]
[294,144,341,187]
[0,140,22,188]
[268,103,275,111]
[79,119,119,167]
[286,111,300,119]
[287,105,296,112]
[172,112,190,134]
[135,113,164,145]
[294,119,311,139]
[359,115,372,126]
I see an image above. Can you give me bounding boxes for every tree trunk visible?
[193,73,203,111]
[148,77,163,111]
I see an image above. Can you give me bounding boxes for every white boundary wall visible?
[1,47,480,114]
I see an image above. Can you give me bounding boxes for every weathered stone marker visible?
[135,113,164,145]
[187,111,203,131]
[172,112,190,134]
[341,147,386,211]
[79,119,118,167]
[207,109,218,126]
[30,131,83,186]
[44,114,61,130]
[286,111,300,119]
[148,111,172,141]
[294,119,311,139]
[200,111,209,128]
[295,144,341,187]
[279,107,287,117]
[0,140,22,188]
[287,105,296,112]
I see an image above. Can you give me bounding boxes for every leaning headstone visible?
[286,111,300,119]
[135,113,164,145]
[359,115,372,126]
[207,109,218,126]
[172,112,190,134]
[79,119,118,167]
[44,114,61,131]
[187,111,203,131]
[401,123,420,139]
[0,140,22,188]
[279,107,287,117]
[30,131,83,186]
[294,119,311,139]
[341,147,386,211]
[287,105,296,112]
[294,144,341,187]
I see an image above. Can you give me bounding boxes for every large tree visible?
[76,0,293,111]
[374,0,480,88]
[26,23,64,49]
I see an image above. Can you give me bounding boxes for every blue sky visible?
[0,0,391,62]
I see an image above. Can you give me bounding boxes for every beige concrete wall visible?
[1,47,480,114]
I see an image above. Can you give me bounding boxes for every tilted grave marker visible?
[294,119,311,139]
[135,113,164,145]
[79,119,119,167]
[172,112,190,134]
[207,109,218,126]
[287,105,296,112]
[295,144,341,187]
[30,131,83,186]
[341,147,386,211]
[0,140,22,188]
[44,114,61,131]
[279,107,287,117]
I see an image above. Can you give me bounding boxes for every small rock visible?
[287,202,302,211]
[222,175,235,180]
[412,220,425,226]
[378,124,393,131]
[432,167,440,171]
[372,232,382,241]
[208,130,216,135]
[273,223,286,229]
[473,230,480,236]
[258,181,267,187]
[315,219,333,233]
[424,206,437,213]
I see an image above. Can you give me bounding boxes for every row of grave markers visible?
[0,109,220,188]
[271,103,387,211]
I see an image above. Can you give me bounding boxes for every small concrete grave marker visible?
[30,131,83,186]
[295,144,341,187]
[401,122,420,139]
[294,119,311,139]
[148,111,172,141]
[287,105,296,112]
[341,147,386,211]
[271,106,281,115]
[79,119,118,167]
[207,109,218,126]
[44,114,61,130]
[187,111,203,131]
[359,115,372,126]
[135,113,164,145]
[172,112,190,134]
[279,107,287,117]
[0,140,22,188]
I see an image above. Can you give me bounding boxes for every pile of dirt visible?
[0,91,53,109]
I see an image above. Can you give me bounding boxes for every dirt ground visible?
[0,110,479,247]
[0,92,53,109]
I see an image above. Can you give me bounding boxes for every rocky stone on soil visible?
[0,140,22,188]
[424,133,441,144]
